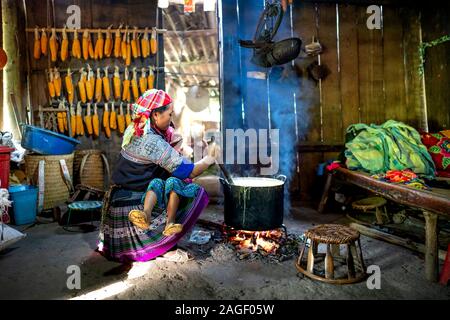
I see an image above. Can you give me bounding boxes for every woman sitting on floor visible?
[97,89,220,262]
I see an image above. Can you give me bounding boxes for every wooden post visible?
[423,211,438,282]
[325,244,335,279]
[2,0,23,138]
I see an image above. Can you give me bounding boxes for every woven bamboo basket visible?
[73,149,110,190]
[24,153,74,210]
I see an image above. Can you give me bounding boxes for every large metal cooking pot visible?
[219,175,286,231]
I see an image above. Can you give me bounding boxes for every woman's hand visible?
[207,142,222,162]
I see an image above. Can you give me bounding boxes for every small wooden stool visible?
[352,197,389,225]
[296,224,367,284]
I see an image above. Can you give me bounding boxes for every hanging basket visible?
[73,150,110,190]
[24,153,74,211]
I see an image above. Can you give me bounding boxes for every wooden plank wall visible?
[421,4,450,132]
[221,1,432,202]
[19,0,160,173]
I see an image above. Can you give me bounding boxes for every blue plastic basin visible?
[21,125,80,155]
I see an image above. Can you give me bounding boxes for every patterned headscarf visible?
[122,89,173,147]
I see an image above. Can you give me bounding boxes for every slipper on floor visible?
[128,210,150,230]
[162,223,183,237]
[156,249,193,262]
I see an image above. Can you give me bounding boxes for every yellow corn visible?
[126,33,132,66]
[41,28,48,56]
[104,25,112,57]
[88,33,95,59]
[61,27,69,62]
[93,103,100,137]
[113,66,121,100]
[147,66,155,90]
[65,68,74,104]
[82,30,89,60]
[102,66,111,102]
[150,28,157,55]
[103,103,111,138]
[63,111,68,131]
[121,29,128,61]
[125,104,132,127]
[136,30,142,57]
[94,68,103,103]
[86,66,95,101]
[110,104,117,130]
[33,28,41,60]
[78,69,87,103]
[70,106,76,137]
[122,67,130,102]
[114,24,122,58]
[95,29,104,60]
[131,28,139,59]
[48,69,56,99]
[57,112,65,133]
[141,27,149,58]
[131,68,139,101]
[85,103,93,135]
[72,31,81,59]
[49,28,58,62]
[118,103,125,134]
[53,68,62,97]
[139,68,148,95]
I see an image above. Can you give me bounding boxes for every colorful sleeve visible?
[172,157,195,180]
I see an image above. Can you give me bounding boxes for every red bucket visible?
[0,146,14,189]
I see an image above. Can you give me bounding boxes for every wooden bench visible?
[327,167,450,282]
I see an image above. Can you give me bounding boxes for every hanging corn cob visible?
[95,68,103,103]
[63,110,68,131]
[103,66,111,102]
[57,102,65,133]
[136,30,142,57]
[76,102,84,136]
[141,27,150,58]
[70,105,76,137]
[150,28,157,55]
[49,28,58,62]
[82,30,90,60]
[147,66,155,90]
[85,103,93,135]
[125,103,132,127]
[33,27,41,60]
[41,28,48,56]
[93,103,100,137]
[78,68,87,103]
[122,67,131,102]
[65,68,74,104]
[48,69,56,99]
[110,104,117,130]
[118,103,125,134]
[94,29,104,60]
[88,32,95,59]
[114,24,122,58]
[103,103,111,138]
[139,68,148,94]
[121,28,128,61]
[113,66,121,100]
[53,68,62,97]
[61,27,69,62]
[86,65,95,101]
[72,31,81,59]
[131,67,139,101]
[104,25,113,57]
[131,27,139,59]
[126,31,132,66]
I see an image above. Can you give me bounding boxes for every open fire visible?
[224,227,287,255]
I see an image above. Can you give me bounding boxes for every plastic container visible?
[8,185,38,225]
[0,146,14,188]
[21,124,80,155]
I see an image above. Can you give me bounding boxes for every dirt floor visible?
[0,203,449,300]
